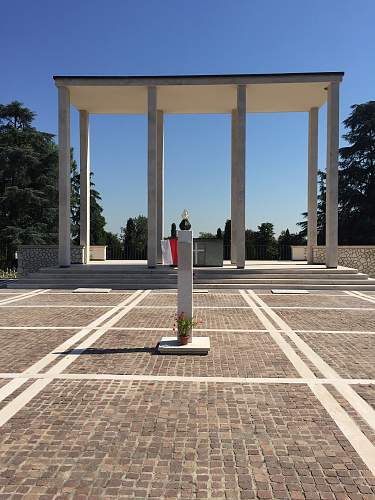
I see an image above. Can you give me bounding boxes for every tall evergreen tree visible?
[298,101,375,245]
[0,101,59,251]
[70,156,107,245]
[216,227,223,239]
[170,223,177,239]
[338,101,375,243]
[223,219,231,245]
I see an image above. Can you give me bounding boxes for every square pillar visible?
[307,107,319,264]
[325,82,340,268]
[231,109,238,264]
[79,110,90,264]
[235,85,246,269]
[58,86,71,267]
[147,87,158,268]
[156,110,164,264]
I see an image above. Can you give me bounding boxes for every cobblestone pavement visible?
[0,288,374,499]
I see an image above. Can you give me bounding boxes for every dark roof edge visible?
[53,71,344,80]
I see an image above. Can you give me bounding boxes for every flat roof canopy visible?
[53,72,344,114]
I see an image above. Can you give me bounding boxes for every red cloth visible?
[170,238,178,266]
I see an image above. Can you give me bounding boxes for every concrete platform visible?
[158,336,210,354]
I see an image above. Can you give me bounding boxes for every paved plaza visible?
[0,288,374,499]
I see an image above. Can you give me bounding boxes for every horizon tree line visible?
[1,100,374,265]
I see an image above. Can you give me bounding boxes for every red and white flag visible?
[161,239,178,266]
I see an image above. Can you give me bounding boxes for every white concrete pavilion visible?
[54,72,343,269]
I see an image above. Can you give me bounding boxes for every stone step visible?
[36,266,359,275]
[8,282,375,291]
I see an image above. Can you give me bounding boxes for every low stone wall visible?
[17,245,84,276]
[292,245,375,275]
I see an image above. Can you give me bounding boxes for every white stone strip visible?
[42,292,133,295]
[0,290,149,427]
[0,326,82,330]
[108,326,269,333]
[248,289,375,471]
[25,291,144,374]
[136,305,251,309]
[270,306,375,311]
[0,326,271,333]
[0,305,114,308]
[46,291,150,374]
[0,292,141,399]
[295,329,375,335]
[240,291,316,378]
[258,293,346,297]
[0,372,375,385]
[346,290,375,305]
[0,289,49,305]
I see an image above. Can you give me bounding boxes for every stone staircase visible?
[8,263,375,290]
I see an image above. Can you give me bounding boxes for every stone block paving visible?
[355,384,375,410]
[0,380,374,499]
[0,289,374,498]
[142,292,248,308]
[0,306,112,327]
[261,294,372,309]
[0,294,24,301]
[0,329,77,372]
[15,292,131,306]
[64,329,299,378]
[275,308,375,331]
[296,332,375,379]
[115,307,264,330]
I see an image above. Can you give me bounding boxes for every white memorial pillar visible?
[307,107,319,264]
[58,86,71,267]
[231,109,238,264]
[177,230,193,340]
[235,85,246,269]
[156,110,164,264]
[325,82,340,268]
[147,86,158,268]
[79,110,90,264]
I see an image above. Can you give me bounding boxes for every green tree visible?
[198,232,216,239]
[170,222,177,239]
[255,222,278,259]
[338,101,375,244]
[223,219,231,245]
[216,227,223,239]
[298,171,326,244]
[0,101,59,254]
[122,217,136,246]
[70,156,107,245]
[121,215,147,250]
[298,101,375,245]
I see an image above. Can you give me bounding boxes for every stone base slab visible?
[158,336,210,354]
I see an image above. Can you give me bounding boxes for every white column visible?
[156,110,164,264]
[147,87,158,268]
[325,82,340,268]
[58,86,71,267]
[235,85,246,269]
[79,110,90,264]
[177,230,193,340]
[231,109,238,264]
[307,107,319,264]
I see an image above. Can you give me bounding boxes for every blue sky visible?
[1,0,374,237]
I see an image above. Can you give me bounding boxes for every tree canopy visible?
[0,101,59,250]
[71,157,107,245]
[298,101,375,245]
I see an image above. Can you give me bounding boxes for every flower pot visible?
[179,335,189,346]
